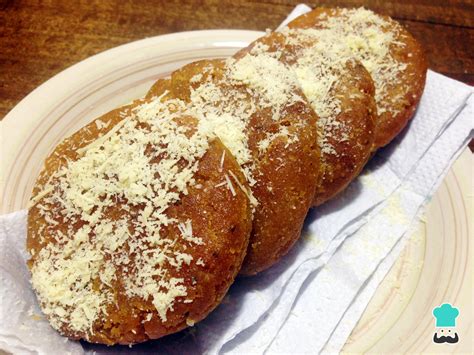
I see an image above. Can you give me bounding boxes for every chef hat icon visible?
[433,303,459,327]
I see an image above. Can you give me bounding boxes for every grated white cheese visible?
[227,54,304,120]
[29,96,215,335]
[224,174,236,196]
[228,170,258,207]
[219,150,226,172]
[292,8,409,116]
[178,220,204,246]
[196,258,205,266]
[244,7,410,157]
[182,49,309,193]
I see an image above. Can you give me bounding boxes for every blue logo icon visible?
[432,303,459,344]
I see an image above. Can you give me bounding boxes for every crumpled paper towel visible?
[0,210,83,355]
[266,94,474,354]
[322,97,473,354]
[1,4,473,355]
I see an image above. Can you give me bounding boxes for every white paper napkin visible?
[1,5,472,355]
[266,95,473,354]
[0,210,83,355]
[321,220,421,354]
[321,100,473,354]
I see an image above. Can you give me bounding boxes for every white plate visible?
[1,30,471,353]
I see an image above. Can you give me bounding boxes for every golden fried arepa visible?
[237,29,377,206]
[27,98,252,344]
[288,7,428,148]
[147,55,319,275]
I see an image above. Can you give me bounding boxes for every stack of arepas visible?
[27,7,427,345]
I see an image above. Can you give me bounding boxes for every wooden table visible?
[1,0,473,120]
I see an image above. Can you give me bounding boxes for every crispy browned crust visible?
[236,31,376,206]
[375,17,427,147]
[27,100,252,344]
[147,59,320,276]
[288,7,428,148]
[313,60,376,205]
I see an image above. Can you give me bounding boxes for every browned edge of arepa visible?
[236,29,376,206]
[146,57,320,276]
[288,7,428,148]
[27,98,252,344]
